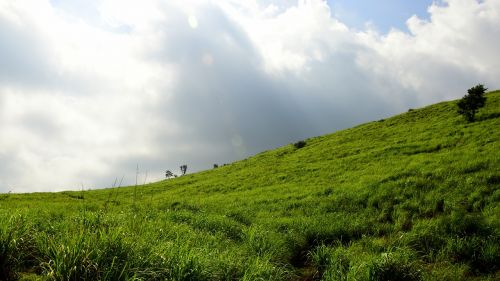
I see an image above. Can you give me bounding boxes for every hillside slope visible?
[1,91,500,281]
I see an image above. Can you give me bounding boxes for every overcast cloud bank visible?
[1,0,499,192]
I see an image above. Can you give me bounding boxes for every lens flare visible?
[188,15,198,29]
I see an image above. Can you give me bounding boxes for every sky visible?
[327,0,435,32]
[1,0,499,193]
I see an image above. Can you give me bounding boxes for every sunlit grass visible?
[1,91,499,280]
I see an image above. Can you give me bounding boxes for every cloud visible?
[358,0,500,102]
[0,0,499,192]
[0,4,55,88]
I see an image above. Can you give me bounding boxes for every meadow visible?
[1,91,499,281]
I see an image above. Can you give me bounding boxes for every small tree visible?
[165,170,175,179]
[180,165,187,175]
[457,84,487,122]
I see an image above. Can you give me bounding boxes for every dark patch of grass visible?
[226,211,252,226]
[486,174,500,185]
[0,215,38,281]
[368,252,422,281]
[461,161,489,174]
[477,111,500,121]
[441,236,500,274]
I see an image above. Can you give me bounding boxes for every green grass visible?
[1,90,500,280]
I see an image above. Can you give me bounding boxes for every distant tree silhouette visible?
[457,84,487,122]
[180,165,188,176]
[213,164,218,168]
[165,170,175,179]
[294,140,306,149]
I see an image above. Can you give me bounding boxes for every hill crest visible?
[1,90,499,280]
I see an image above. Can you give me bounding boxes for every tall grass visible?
[0,91,499,280]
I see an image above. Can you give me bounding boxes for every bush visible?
[293,140,306,149]
[457,84,487,122]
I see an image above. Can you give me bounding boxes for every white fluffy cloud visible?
[358,0,500,102]
[0,0,499,192]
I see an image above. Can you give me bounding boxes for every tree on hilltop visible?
[165,170,176,179]
[180,165,187,176]
[457,84,487,122]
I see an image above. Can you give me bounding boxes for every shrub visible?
[293,140,306,149]
[457,84,487,122]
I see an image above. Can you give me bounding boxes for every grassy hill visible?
[1,91,499,281]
